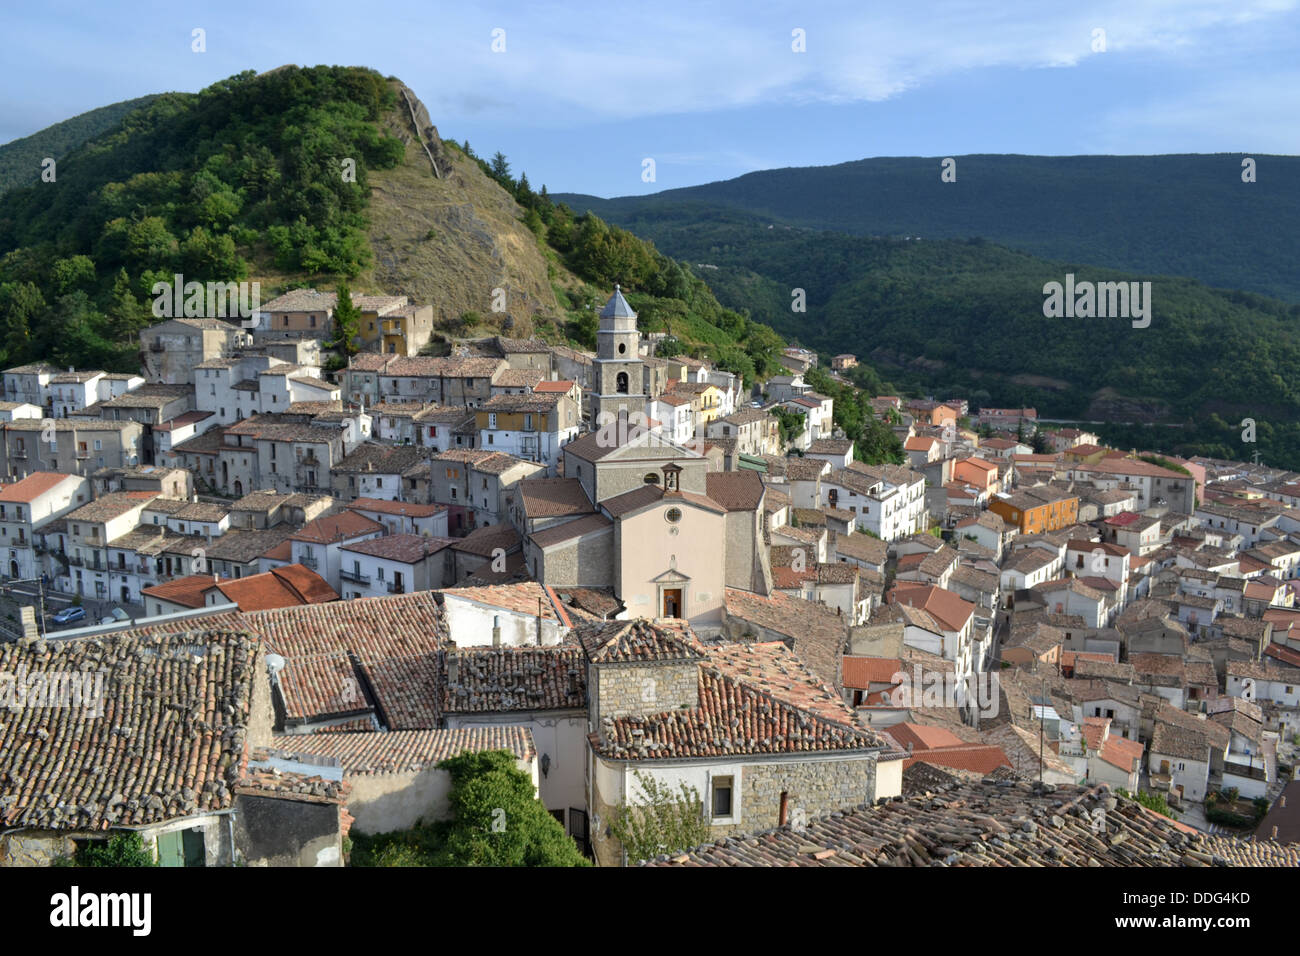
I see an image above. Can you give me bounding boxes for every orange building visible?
[987,486,1079,534]
[952,457,999,495]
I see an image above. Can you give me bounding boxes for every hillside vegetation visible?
[567,202,1300,469]
[0,95,158,195]
[558,153,1300,303]
[0,66,785,385]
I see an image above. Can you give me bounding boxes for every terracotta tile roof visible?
[348,496,444,518]
[577,618,708,663]
[529,513,613,549]
[440,644,587,713]
[594,664,883,761]
[722,588,848,689]
[65,492,157,523]
[0,471,78,502]
[533,379,576,393]
[841,656,905,690]
[292,510,383,544]
[890,583,975,633]
[442,581,570,622]
[518,477,595,518]
[0,628,262,830]
[707,641,869,728]
[141,573,219,609]
[341,533,454,562]
[451,522,521,557]
[644,780,1298,867]
[906,746,1014,775]
[601,483,725,517]
[705,470,765,511]
[213,565,339,610]
[264,727,536,774]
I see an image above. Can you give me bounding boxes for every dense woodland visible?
[0,95,157,195]
[560,200,1300,470]
[559,153,1300,304]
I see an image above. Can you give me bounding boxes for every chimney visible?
[1272,826,1279,840]
[447,649,459,685]
[1282,795,1288,809]
[492,614,502,648]
[536,598,543,645]
[19,606,38,640]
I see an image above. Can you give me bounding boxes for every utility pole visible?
[2,575,49,637]
[1038,676,1045,787]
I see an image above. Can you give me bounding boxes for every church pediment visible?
[652,567,691,584]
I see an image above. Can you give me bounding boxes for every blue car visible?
[51,606,87,626]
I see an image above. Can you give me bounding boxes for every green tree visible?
[105,268,150,341]
[489,151,512,188]
[53,832,157,867]
[328,281,361,357]
[434,750,589,867]
[607,769,711,864]
[0,280,45,364]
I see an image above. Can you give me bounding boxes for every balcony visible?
[386,582,405,594]
[299,555,319,569]
[66,555,85,567]
[339,568,371,584]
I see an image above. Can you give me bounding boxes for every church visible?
[517,288,773,629]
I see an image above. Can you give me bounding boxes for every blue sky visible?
[2,0,1297,197]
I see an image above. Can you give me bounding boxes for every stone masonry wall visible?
[709,756,878,840]
[593,660,699,728]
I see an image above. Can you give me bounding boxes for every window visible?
[711,777,733,818]
[644,473,660,485]
[488,413,497,429]
[665,507,682,524]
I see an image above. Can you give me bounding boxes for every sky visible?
[2,0,1297,197]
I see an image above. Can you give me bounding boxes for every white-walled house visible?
[439,582,573,647]
[281,511,384,593]
[0,472,91,579]
[347,498,449,537]
[337,533,454,599]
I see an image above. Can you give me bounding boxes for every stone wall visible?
[536,528,615,588]
[592,660,699,728]
[709,756,878,841]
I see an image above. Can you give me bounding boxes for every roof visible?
[577,618,708,663]
[722,588,848,689]
[602,483,725,518]
[262,727,536,775]
[65,491,156,523]
[529,513,613,549]
[341,533,454,562]
[890,583,976,633]
[0,628,262,830]
[131,592,449,729]
[348,497,444,519]
[441,644,587,713]
[450,522,520,557]
[533,379,576,393]
[518,477,595,519]
[0,471,78,502]
[594,661,883,761]
[292,510,383,544]
[643,779,1300,867]
[704,470,765,511]
[212,565,340,610]
[599,286,637,319]
[842,656,906,690]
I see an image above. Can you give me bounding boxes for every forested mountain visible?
[556,202,1300,468]
[0,95,157,195]
[558,153,1300,303]
[0,67,784,385]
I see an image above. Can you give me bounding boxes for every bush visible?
[54,832,157,867]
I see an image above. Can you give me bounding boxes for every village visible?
[1,285,1298,868]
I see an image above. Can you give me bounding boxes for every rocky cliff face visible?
[365,81,561,339]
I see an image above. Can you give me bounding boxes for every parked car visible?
[50,606,86,626]
[99,606,131,625]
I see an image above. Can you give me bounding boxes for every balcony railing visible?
[299,555,319,569]
[386,582,404,594]
[339,568,370,584]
